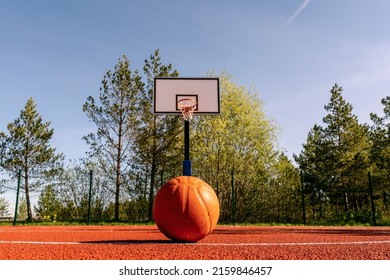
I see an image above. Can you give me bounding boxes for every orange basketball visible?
[153,176,220,243]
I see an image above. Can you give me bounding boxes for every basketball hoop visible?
[177,98,197,121]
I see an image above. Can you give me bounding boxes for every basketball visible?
[153,176,220,243]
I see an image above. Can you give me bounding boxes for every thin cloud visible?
[284,0,312,29]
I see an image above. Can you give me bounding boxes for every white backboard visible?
[153,77,220,115]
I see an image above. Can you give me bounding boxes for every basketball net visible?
[177,98,197,121]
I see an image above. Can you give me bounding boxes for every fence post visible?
[231,169,235,225]
[13,170,21,226]
[87,170,93,225]
[300,170,306,225]
[368,172,376,226]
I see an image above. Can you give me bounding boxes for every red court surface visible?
[1,225,390,260]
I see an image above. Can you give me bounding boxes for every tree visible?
[321,84,370,213]
[267,153,301,223]
[370,96,390,176]
[17,195,28,221]
[191,73,281,223]
[83,55,142,221]
[0,98,64,222]
[55,159,114,221]
[294,124,332,221]
[134,49,181,221]
[35,184,61,221]
[295,84,371,223]
[0,197,10,217]
[369,96,390,215]
[0,132,6,194]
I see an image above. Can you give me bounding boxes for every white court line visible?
[0,240,81,245]
[1,240,390,246]
[195,240,390,246]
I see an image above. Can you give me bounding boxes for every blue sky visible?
[1,0,390,164]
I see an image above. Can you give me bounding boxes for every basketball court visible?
[1,225,390,260]
[2,78,389,280]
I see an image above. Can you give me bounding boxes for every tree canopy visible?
[1,53,389,225]
[0,97,63,221]
[83,55,142,221]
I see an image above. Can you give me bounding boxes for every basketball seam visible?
[194,185,212,236]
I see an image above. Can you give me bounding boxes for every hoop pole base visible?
[183,160,192,176]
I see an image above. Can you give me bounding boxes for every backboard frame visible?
[153,77,220,116]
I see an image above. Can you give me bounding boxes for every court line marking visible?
[0,240,81,245]
[1,240,390,246]
[196,240,390,246]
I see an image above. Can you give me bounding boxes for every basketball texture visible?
[153,176,220,243]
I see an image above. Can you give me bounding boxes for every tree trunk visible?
[344,192,349,212]
[114,107,124,222]
[24,167,32,222]
[148,116,158,221]
[148,161,156,221]
[114,160,121,222]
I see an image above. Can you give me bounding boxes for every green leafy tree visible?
[134,49,181,221]
[267,153,301,223]
[370,96,390,176]
[83,55,142,221]
[369,96,390,215]
[294,124,332,221]
[192,73,281,223]
[321,84,370,213]
[17,195,28,221]
[35,185,61,221]
[55,159,114,221]
[0,197,10,217]
[0,98,64,222]
[296,84,371,223]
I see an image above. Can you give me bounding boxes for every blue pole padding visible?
[183,160,192,176]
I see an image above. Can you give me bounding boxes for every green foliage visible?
[0,197,10,217]
[295,84,389,225]
[134,49,181,221]
[3,52,389,225]
[0,98,64,222]
[191,74,297,223]
[35,185,61,222]
[83,55,142,221]
[369,96,390,185]
[122,198,149,221]
[34,159,115,222]
[17,195,28,221]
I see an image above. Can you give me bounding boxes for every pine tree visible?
[134,49,181,221]
[369,96,390,207]
[83,55,142,222]
[0,98,63,221]
[294,124,332,220]
[322,84,370,213]
[35,184,61,221]
[370,96,390,173]
[296,84,371,222]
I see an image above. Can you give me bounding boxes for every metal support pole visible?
[231,169,235,225]
[13,170,21,226]
[300,170,306,225]
[87,170,93,225]
[184,120,190,160]
[183,120,192,176]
